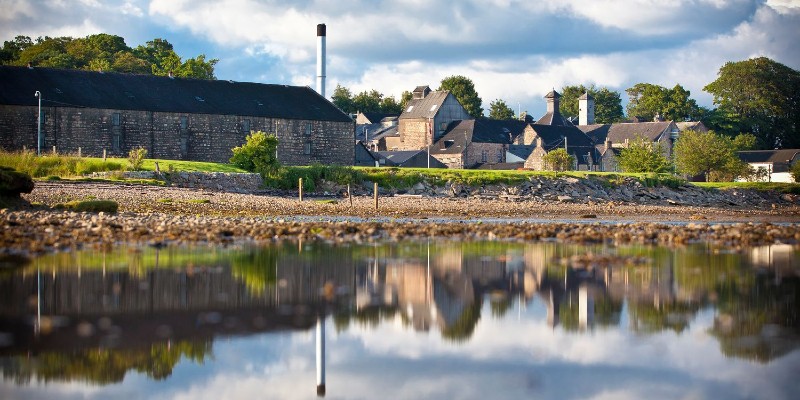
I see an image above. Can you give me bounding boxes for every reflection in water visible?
[0,241,798,398]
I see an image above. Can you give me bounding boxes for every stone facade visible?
[0,104,354,165]
[523,145,547,170]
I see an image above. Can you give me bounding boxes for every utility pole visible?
[35,91,42,156]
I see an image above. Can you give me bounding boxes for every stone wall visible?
[0,105,354,166]
[466,143,506,167]
[397,119,430,150]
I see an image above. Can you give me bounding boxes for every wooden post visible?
[299,178,304,201]
[52,146,56,155]
[103,149,107,162]
[374,182,378,210]
[77,147,82,158]
[348,184,353,207]
[154,162,160,174]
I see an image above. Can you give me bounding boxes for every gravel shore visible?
[1,181,798,256]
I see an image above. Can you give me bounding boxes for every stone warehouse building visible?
[0,66,354,165]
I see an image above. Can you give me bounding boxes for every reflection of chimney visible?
[579,284,594,331]
[316,316,326,397]
[316,24,326,97]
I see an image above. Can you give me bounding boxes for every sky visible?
[2,0,799,117]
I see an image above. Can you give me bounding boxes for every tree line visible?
[334,57,799,150]
[0,34,217,79]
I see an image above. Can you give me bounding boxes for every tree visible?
[439,75,483,118]
[488,99,515,120]
[399,90,413,111]
[626,83,701,122]
[673,129,745,181]
[380,95,402,114]
[230,131,280,177]
[542,148,575,171]
[331,84,354,114]
[560,84,624,124]
[352,90,383,113]
[617,136,672,173]
[704,57,800,149]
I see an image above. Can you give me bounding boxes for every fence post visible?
[52,146,56,155]
[374,182,378,210]
[299,178,303,201]
[103,149,107,162]
[77,147,82,158]
[348,184,353,207]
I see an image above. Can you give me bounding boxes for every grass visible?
[693,181,800,194]
[184,199,211,204]
[54,199,119,213]
[141,159,247,173]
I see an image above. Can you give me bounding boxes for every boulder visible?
[0,167,34,197]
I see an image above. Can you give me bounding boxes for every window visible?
[304,141,312,155]
[112,113,120,126]
[112,133,121,152]
[406,105,414,112]
[497,149,503,162]
[242,119,250,133]
[481,150,488,163]
[305,122,312,136]
[430,105,437,112]
[180,116,188,130]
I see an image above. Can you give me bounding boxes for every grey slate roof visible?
[399,91,450,119]
[430,118,526,155]
[359,112,397,124]
[508,144,534,160]
[0,66,352,122]
[535,112,574,126]
[738,149,800,164]
[578,121,673,143]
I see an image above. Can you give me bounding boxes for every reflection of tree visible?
[490,295,512,319]
[333,307,399,333]
[710,275,799,363]
[628,301,700,334]
[441,301,482,343]
[594,296,623,327]
[230,249,278,295]
[2,340,211,385]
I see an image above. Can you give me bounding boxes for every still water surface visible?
[1,241,798,400]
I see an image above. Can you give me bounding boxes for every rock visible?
[0,167,34,196]
[557,195,573,202]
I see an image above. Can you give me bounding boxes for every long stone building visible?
[0,66,354,165]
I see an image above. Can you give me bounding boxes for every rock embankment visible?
[2,209,799,256]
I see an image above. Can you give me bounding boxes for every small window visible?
[304,142,312,155]
[497,150,503,162]
[242,119,251,133]
[112,113,121,126]
[440,122,447,131]
[112,133,121,152]
[406,105,414,112]
[430,105,437,112]
[305,122,312,136]
[481,150,488,163]
[180,116,188,130]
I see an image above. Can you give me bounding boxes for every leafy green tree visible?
[331,84,354,113]
[704,57,800,149]
[617,136,672,173]
[542,148,575,171]
[732,133,757,151]
[230,131,280,177]
[626,83,701,122]
[488,99,515,120]
[380,95,402,114]
[0,35,33,64]
[791,162,800,183]
[352,90,384,113]
[673,129,744,181]
[560,84,624,124]
[399,90,413,111]
[439,75,483,118]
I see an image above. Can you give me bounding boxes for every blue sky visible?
[2,0,799,116]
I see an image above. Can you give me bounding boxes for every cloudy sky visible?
[2,0,799,116]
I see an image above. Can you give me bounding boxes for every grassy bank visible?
[694,181,800,194]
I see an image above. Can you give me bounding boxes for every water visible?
[1,241,798,400]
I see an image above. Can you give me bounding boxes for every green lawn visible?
[693,181,800,194]
[140,159,247,173]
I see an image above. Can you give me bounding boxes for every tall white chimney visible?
[316,23,326,97]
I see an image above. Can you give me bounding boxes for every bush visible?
[230,131,280,177]
[792,162,800,183]
[617,136,672,173]
[127,147,147,171]
[542,148,575,171]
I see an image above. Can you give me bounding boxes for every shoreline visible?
[1,181,799,257]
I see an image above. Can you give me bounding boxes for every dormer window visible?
[406,105,414,112]
[429,105,437,112]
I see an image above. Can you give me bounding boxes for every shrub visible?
[617,136,672,173]
[0,167,34,196]
[792,162,800,183]
[542,148,575,171]
[127,147,147,171]
[230,131,280,177]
